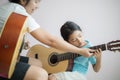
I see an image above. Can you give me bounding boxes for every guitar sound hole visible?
[50,54,58,64]
[48,52,58,66]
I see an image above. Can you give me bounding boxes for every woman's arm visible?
[30,27,95,57]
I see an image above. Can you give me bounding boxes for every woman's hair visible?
[60,21,82,41]
[8,0,30,5]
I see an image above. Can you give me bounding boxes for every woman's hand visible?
[79,48,96,57]
[24,41,31,50]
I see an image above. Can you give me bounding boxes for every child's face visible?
[21,0,41,14]
[68,30,86,48]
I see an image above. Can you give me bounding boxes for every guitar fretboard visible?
[89,44,107,51]
[57,44,107,62]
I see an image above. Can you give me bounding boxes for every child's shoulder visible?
[83,40,92,48]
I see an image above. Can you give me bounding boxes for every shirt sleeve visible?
[27,15,40,32]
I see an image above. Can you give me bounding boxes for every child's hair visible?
[8,0,30,5]
[60,21,82,41]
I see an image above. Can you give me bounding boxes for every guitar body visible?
[0,12,27,78]
[27,44,70,74]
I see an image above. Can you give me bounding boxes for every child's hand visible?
[93,48,102,60]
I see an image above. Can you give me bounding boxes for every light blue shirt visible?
[72,40,96,75]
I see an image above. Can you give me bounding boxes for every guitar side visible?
[0,12,27,78]
[27,44,69,74]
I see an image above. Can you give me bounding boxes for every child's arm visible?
[92,49,102,72]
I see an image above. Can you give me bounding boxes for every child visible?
[49,21,102,80]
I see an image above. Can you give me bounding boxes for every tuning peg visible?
[114,50,120,53]
[118,50,120,52]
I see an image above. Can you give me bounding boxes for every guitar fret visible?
[57,52,80,62]
[105,44,107,50]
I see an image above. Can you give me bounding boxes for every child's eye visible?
[78,34,82,38]
[35,0,40,3]
[35,1,38,3]
[71,38,77,42]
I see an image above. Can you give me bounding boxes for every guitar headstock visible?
[107,40,120,52]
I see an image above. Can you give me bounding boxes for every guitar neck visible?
[89,44,107,51]
[57,44,107,62]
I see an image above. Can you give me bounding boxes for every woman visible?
[49,21,102,80]
[0,0,95,80]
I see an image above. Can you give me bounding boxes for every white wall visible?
[1,0,120,80]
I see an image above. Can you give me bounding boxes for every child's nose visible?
[77,37,82,43]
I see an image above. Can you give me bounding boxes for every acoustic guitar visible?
[0,12,27,78]
[27,40,120,74]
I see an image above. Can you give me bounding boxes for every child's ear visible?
[20,0,27,6]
